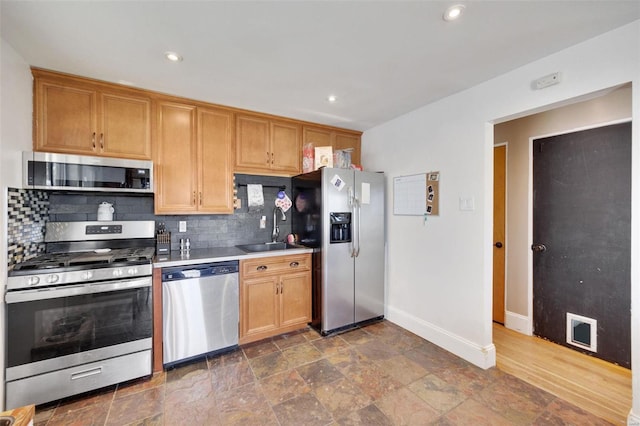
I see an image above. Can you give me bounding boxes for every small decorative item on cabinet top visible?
[314,146,333,169]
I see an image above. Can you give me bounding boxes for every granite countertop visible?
[0,404,34,426]
[153,245,313,268]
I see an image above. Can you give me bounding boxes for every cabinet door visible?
[198,107,234,213]
[241,276,279,337]
[279,271,311,328]
[303,126,332,147]
[100,92,151,160]
[154,102,198,214]
[35,80,97,154]
[271,121,301,174]
[334,132,361,167]
[235,115,270,172]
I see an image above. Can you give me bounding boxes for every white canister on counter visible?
[97,202,114,221]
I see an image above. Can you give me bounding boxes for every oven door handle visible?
[5,277,152,303]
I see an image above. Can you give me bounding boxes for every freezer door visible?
[354,171,385,323]
[321,168,356,332]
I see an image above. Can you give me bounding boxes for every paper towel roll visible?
[247,184,264,211]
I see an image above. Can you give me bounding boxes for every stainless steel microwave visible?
[23,151,153,193]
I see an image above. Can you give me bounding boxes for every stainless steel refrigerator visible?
[292,168,385,334]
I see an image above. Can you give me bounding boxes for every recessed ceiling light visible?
[327,95,337,103]
[443,4,465,22]
[164,51,183,62]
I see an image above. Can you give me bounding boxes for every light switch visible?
[459,196,475,211]
[179,221,187,232]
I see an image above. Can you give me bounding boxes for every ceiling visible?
[2,1,639,131]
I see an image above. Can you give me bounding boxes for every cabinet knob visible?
[257,265,268,271]
[289,261,299,268]
[92,132,96,149]
[100,133,104,150]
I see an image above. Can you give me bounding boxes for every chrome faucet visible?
[272,206,286,243]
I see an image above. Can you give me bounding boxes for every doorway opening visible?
[492,83,632,337]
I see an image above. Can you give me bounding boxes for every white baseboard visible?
[504,311,532,335]
[627,409,640,425]
[386,306,496,370]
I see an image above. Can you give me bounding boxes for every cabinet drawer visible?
[241,254,310,278]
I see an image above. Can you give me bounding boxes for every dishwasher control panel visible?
[162,260,239,281]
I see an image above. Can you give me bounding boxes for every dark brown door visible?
[532,122,631,367]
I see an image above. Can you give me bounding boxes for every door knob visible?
[531,243,547,252]
[494,242,503,248]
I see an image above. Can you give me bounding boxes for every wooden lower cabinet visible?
[239,254,311,344]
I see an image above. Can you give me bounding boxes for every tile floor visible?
[33,321,613,425]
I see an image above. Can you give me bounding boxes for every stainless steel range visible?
[5,221,156,409]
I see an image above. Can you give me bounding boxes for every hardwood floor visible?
[493,323,632,425]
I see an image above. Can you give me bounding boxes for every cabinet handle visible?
[199,192,202,206]
[280,281,283,294]
[266,152,270,164]
[100,133,104,150]
[193,191,196,205]
[256,265,268,271]
[92,132,96,150]
[289,261,299,268]
[271,152,274,165]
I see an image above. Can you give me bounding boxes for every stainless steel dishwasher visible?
[162,260,239,366]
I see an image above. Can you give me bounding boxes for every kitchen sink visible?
[236,243,300,253]
[0,416,15,426]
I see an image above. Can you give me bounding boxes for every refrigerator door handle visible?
[349,187,357,257]
[353,197,361,258]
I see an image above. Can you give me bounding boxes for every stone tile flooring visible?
[33,321,613,425]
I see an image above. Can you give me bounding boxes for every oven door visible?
[5,277,152,382]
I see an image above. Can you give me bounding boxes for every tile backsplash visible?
[8,175,295,267]
[7,188,49,269]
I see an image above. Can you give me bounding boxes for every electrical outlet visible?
[179,221,187,232]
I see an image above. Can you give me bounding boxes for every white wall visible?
[0,37,34,410]
[362,20,640,419]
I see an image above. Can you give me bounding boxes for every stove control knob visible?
[127,267,138,276]
[47,274,60,284]
[28,276,40,286]
[113,269,124,277]
[82,271,93,280]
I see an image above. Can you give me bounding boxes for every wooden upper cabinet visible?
[303,127,332,148]
[198,107,234,213]
[35,81,98,155]
[270,120,301,173]
[154,100,235,215]
[32,69,151,160]
[334,132,361,167]
[100,93,152,159]
[235,113,301,176]
[154,101,198,214]
[302,125,362,167]
[235,115,270,170]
